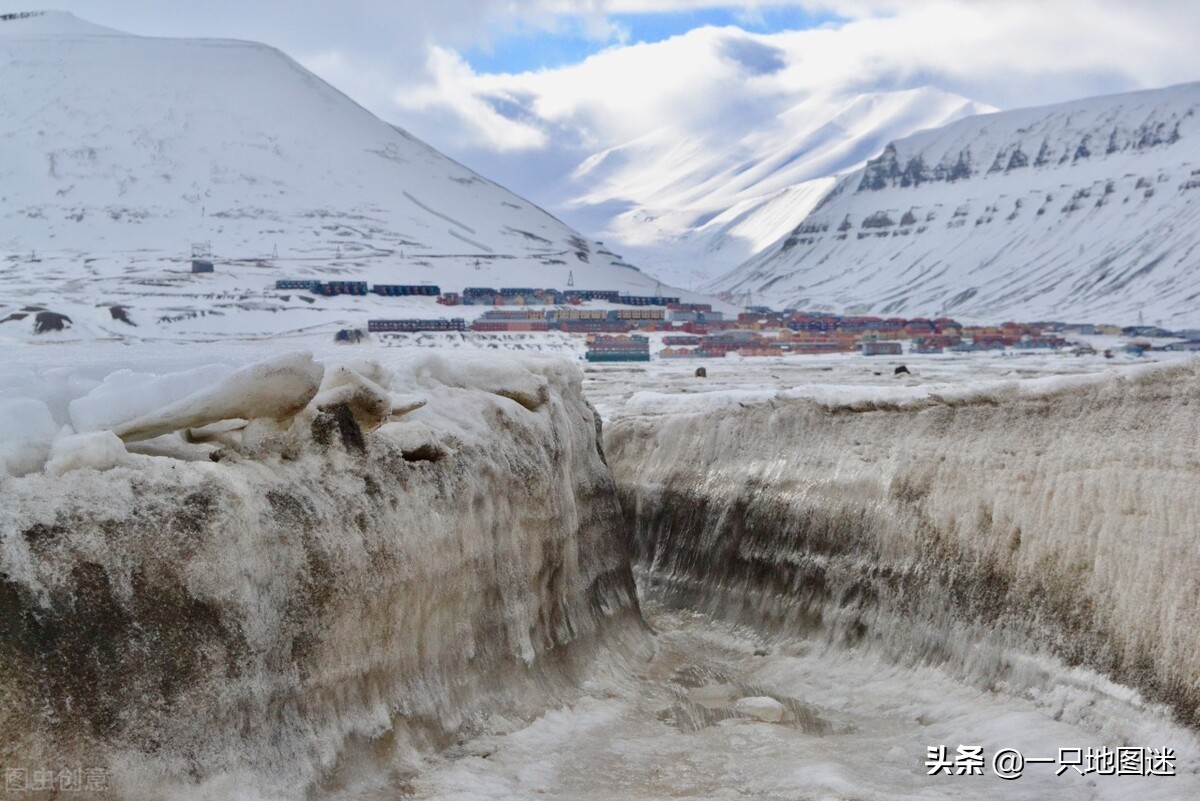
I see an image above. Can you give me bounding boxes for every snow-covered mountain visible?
[567,86,990,289]
[0,11,699,341]
[403,25,990,292]
[711,82,1200,326]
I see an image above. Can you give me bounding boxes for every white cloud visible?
[386,0,1200,160]
[404,48,551,151]
[383,1,1200,159]
[347,0,1200,270]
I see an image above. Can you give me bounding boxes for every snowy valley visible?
[564,85,989,290]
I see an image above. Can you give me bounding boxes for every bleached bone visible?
[312,367,392,432]
[185,418,248,443]
[113,352,324,443]
[390,394,426,420]
[313,365,425,432]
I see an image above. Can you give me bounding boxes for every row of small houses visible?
[359,319,1087,361]
[275,280,438,297]
[584,335,651,363]
[454,287,681,307]
[365,318,641,335]
[365,307,689,335]
[660,338,905,359]
[368,319,468,333]
[273,279,681,308]
[657,330,1072,359]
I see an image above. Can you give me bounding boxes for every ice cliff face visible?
[606,362,1200,725]
[0,353,642,799]
[712,82,1200,326]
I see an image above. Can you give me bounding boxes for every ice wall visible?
[606,361,1200,725]
[0,352,642,800]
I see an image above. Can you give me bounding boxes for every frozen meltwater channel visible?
[409,602,1200,800]
[402,358,1200,801]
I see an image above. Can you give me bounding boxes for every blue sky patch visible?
[464,6,844,75]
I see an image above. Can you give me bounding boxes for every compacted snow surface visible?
[403,605,1199,801]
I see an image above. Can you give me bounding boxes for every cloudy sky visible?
[21,1,1200,246]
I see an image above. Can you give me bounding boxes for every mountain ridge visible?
[569,84,991,289]
[709,80,1200,326]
